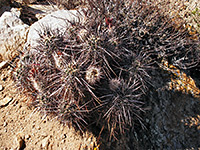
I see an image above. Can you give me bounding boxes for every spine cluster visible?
[15,0,200,141]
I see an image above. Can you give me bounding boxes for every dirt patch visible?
[0,66,98,150]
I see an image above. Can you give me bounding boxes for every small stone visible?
[25,135,30,140]
[145,118,150,123]
[3,122,7,127]
[0,97,12,107]
[0,10,29,61]
[0,84,3,91]
[61,139,65,144]
[61,134,67,139]
[15,134,25,150]
[36,126,41,130]
[0,61,8,69]
[41,136,50,149]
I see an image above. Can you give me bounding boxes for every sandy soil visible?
[0,66,99,150]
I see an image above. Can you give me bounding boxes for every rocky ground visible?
[0,65,98,150]
[0,0,200,150]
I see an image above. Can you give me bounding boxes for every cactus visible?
[95,78,145,140]
[14,0,200,146]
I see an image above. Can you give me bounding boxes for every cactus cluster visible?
[15,0,200,142]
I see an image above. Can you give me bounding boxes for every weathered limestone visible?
[0,4,85,62]
[0,8,29,61]
[27,9,85,47]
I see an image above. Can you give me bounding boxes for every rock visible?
[0,8,29,61]
[0,84,3,91]
[3,122,7,127]
[27,9,85,48]
[61,133,67,139]
[25,134,31,140]
[0,97,13,107]
[10,7,21,17]
[15,133,26,150]
[0,72,9,81]
[41,136,50,149]
[36,126,41,130]
[0,61,8,69]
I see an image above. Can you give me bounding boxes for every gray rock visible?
[27,9,85,48]
[0,8,29,61]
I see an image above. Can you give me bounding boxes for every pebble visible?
[61,139,65,144]
[15,134,25,150]
[61,134,67,139]
[0,97,13,107]
[25,134,31,140]
[36,126,41,130]
[3,122,7,127]
[41,136,50,149]
[0,84,3,91]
